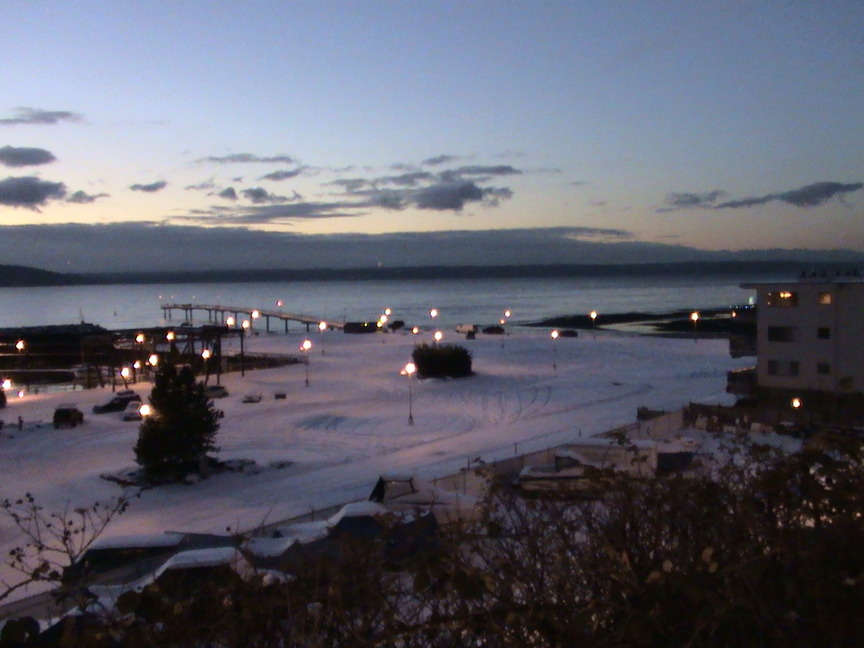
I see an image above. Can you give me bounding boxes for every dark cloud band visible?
[0,146,56,167]
[0,176,66,208]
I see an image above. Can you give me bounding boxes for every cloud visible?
[185,180,216,191]
[326,162,521,212]
[197,153,296,165]
[67,190,109,204]
[422,154,459,166]
[663,190,723,210]
[662,181,862,212]
[0,146,56,167]
[218,187,238,200]
[0,107,83,126]
[717,181,863,209]
[0,176,66,208]
[240,187,292,204]
[258,168,304,181]
[414,182,485,211]
[129,180,168,193]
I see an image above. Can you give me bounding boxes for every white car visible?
[121,400,144,421]
[241,392,262,403]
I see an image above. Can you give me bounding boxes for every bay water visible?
[0,273,769,331]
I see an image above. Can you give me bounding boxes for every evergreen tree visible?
[134,364,220,479]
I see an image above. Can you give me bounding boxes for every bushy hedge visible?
[412,343,473,378]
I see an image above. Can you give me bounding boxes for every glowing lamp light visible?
[225,316,235,327]
[792,397,802,409]
[590,311,598,321]
[430,308,438,319]
[2,379,11,390]
[380,314,389,325]
[318,321,327,332]
[276,300,283,307]
[120,367,131,379]
[251,310,260,319]
[301,339,312,352]
[551,330,560,340]
[412,326,420,335]
[133,360,142,369]
[384,308,392,316]
[17,389,25,399]
[166,331,176,341]
[201,349,212,360]
[691,311,700,322]
[504,309,511,318]
[434,331,443,343]
[135,333,145,344]
[15,340,25,352]
[148,354,159,366]
[242,319,250,330]
[139,403,152,417]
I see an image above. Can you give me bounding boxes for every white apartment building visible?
[742,273,864,401]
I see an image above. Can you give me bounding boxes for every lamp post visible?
[401,362,416,425]
[301,339,312,386]
[318,321,327,354]
[433,330,443,346]
[241,319,250,376]
[202,348,212,384]
[590,311,598,338]
[551,329,559,370]
[120,366,131,389]
[691,311,700,342]
[15,339,24,370]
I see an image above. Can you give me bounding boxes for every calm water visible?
[0,274,768,331]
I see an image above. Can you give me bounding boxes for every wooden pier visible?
[161,304,344,333]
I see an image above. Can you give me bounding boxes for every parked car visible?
[54,405,84,429]
[204,384,229,399]
[93,390,140,414]
[121,400,146,421]
[241,392,262,403]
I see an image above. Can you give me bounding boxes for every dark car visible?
[54,405,84,429]
[92,390,140,414]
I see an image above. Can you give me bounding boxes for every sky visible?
[1,1,863,273]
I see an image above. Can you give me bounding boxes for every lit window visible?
[818,292,832,305]
[766,291,798,307]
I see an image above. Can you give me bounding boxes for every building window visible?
[767,326,797,342]
[818,292,833,305]
[766,291,798,307]
[817,327,831,340]
[817,362,831,375]
[767,359,800,377]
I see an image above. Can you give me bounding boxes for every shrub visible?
[412,343,473,379]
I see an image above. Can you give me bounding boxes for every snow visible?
[0,327,750,600]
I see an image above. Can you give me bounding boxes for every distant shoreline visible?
[2,259,859,288]
[528,307,756,337]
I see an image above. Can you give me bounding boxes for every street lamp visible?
[401,362,416,425]
[300,339,312,386]
[433,330,443,345]
[120,366,131,389]
[15,340,24,352]
[551,329,559,370]
[430,308,438,321]
[691,311,700,341]
[590,311,598,338]
[139,403,152,418]
[318,321,327,354]
[225,316,235,328]
[135,333,145,344]
[201,348,212,384]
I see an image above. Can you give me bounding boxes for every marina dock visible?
[161,303,344,333]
